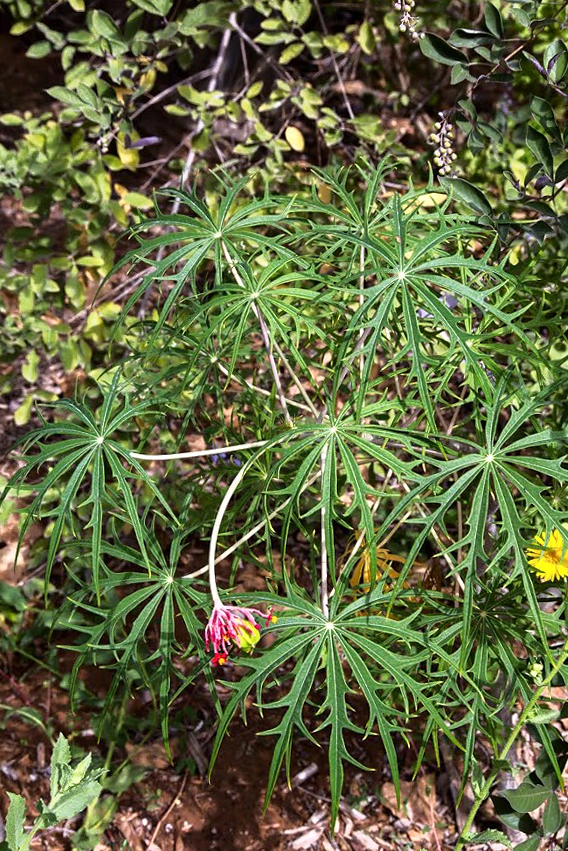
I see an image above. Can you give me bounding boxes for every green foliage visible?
[5,373,178,594]
[2,0,568,843]
[4,161,568,836]
[0,734,103,851]
[2,0,568,415]
[487,731,568,847]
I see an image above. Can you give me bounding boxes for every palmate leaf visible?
[285,160,398,277]
[419,582,547,715]
[114,235,212,337]
[491,476,553,655]
[465,560,528,681]
[198,411,426,594]
[288,160,469,263]
[106,173,302,339]
[123,317,283,434]
[2,375,179,596]
[209,588,460,830]
[258,641,324,805]
[339,640,405,799]
[345,265,533,421]
[257,414,425,572]
[298,190,544,420]
[239,263,329,341]
[308,159,397,231]
[61,535,205,734]
[64,582,165,720]
[337,629,458,747]
[191,259,330,389]
[274,165,385,264]
[208,627,319,776]
[369,393,568,655]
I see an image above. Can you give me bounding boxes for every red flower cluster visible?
[204,604,276,666]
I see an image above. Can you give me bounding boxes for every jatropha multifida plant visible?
[4,160,568,836]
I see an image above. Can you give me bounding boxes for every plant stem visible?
[271,338,320,417]
[312,0,355,122]
[206,432,293,604]
[257,309,295,427]
[455,638,568,850]
[208,459,251,607]
[221,240,293,426]
[331,467,398,596]
[181,469,322,580]
[320,442,329,618]
[104,686,129,771]
[137,22,233,318]
[215,359,313,412]
[399,479,465,592]
[359,244,365,379]
[331,326,373,412]
[130,439,268,461]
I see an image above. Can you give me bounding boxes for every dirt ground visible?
[0,660,464,851]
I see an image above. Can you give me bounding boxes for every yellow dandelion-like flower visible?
[526,529,568,583]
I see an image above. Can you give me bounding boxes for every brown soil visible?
[0,656,463,851]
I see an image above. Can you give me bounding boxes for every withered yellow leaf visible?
[285,125,305,152]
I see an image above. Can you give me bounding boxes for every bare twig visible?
[216,359,313,412]
[131,68,216,123]
[228,11,296,85]
[146,771,188,851]
[271,339,320,417]
[290,762,319,788]
[312,0,356,122]
[176,26,233,198]
[0,668,32,705]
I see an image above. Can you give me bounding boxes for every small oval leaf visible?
[484,2,504,38]
[542,794,564,836]
[512,836,543,851]
[555,159,568,184]
[285,125,306,152]
[543,39,568,83]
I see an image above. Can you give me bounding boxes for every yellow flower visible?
[526,529,568,583]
